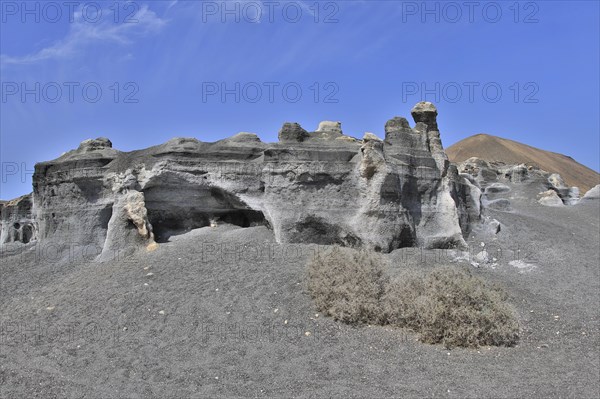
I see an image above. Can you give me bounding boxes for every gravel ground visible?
[1,194,599,398]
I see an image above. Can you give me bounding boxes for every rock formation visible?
[5,103,592,257]
[537,190,565,207]
[581,184,600,201]
[447,133,600,193]
[0,195,37,244]
[455,157,582,208]
[0,103,504,256]
[3,102,589,258]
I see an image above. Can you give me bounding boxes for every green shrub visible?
[307,247,519,348]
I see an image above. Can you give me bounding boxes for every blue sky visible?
[1,0,599,200]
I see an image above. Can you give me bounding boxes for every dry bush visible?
[381,267,520,348]
[307,247,519,348]
[307,247,388,324]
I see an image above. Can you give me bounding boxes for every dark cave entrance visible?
[142,185,269,243]
[21,225,33,244]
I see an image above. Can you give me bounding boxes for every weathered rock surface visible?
[0,195,37,244]
[447,133,600,193]
[1,102,483,256]
[537,190,565,207]
[4,103,587,256]
[278,123,309,143]
[581,184,600,201]
[456,157,582,208]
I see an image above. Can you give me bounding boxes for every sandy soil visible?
[1,196,599,398]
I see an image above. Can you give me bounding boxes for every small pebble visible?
[158,310,165,315]
[146,272,154,277]
[304,331,311,336]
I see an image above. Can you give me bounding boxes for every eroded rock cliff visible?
[2,103,489,256]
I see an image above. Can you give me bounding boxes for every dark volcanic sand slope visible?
[1,195,599,398]
[447,134,600,193]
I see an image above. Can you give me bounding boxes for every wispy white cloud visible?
[166,1,179,12]
[1,4,166,66]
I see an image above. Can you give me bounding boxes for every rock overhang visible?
[5,103,483,256]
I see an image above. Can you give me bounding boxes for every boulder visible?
[411,101,438,131]
[278,123,309,142]
[78,137,113,152]
[485,218,502,235]
[362,132,381,143]
[548,173,566,189]
[581,184,600,201]
[563,187,580,205]
[317,121,342,134]
[545,173,580,205]
[311,121,343,140]
[227,132,262,143]
[538,190,564,207]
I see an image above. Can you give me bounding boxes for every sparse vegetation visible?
[307,247,387,324]
[307,247,519,348]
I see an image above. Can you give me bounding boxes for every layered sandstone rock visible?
[0,195,37,244]
[4,103,484,257]
[456,157,582,209]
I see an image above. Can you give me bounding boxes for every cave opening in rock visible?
[21,224,33,244]
[293,215,361,247]
[142,185,269,243]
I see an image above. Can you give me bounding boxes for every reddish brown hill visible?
[446,134,599,193]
